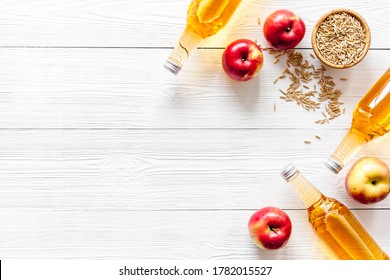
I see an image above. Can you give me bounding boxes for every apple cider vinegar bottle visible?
[325,68,390,174]
[281,164,390,260]
[164,0,242,75]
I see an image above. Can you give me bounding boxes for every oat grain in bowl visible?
[312,9,371,69]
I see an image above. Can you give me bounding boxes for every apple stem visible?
[269,226,279,234]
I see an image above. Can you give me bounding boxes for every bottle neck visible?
[164,27,203,75]
[281,164,323,208]
[325,128,368,174]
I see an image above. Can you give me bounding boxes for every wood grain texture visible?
[0,0,388,48]
[0,130,389,211]
[0,48,388,129]
[0,209,388,259]
[0,0,389,260]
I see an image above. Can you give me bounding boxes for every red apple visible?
[222,39,264,82]
[263,9,306,50]
[345,157,390,204]
[248,206,292,250]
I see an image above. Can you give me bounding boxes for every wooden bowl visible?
[311,8,371,69]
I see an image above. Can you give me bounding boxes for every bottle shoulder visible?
[308,195,346,216]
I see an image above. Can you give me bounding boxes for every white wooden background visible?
[0,0,389,260]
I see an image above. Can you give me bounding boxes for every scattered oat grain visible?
[267,47,345,125]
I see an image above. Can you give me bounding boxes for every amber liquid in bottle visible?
[325,68,390,173]
[281,164,390,260]
[164,0,242,74]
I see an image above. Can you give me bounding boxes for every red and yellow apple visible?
[248,206,292,250]
[345,157,390,204]
[222,39,264,82]
[263,9,306,50]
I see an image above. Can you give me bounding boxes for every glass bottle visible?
[325,67,390,174]
[164,0,242,75]
[281,164,389,260]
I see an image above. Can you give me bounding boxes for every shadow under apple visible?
[229,75,261,112]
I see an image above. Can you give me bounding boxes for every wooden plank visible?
[0,0,388,48]
[0,48,388,129]
[0,0,389,262]
[0,209,388,259]
[0,129,388,211]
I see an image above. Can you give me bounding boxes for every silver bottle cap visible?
[164,60,182,75]
[324,156,343,174]
[280,164,299,181]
